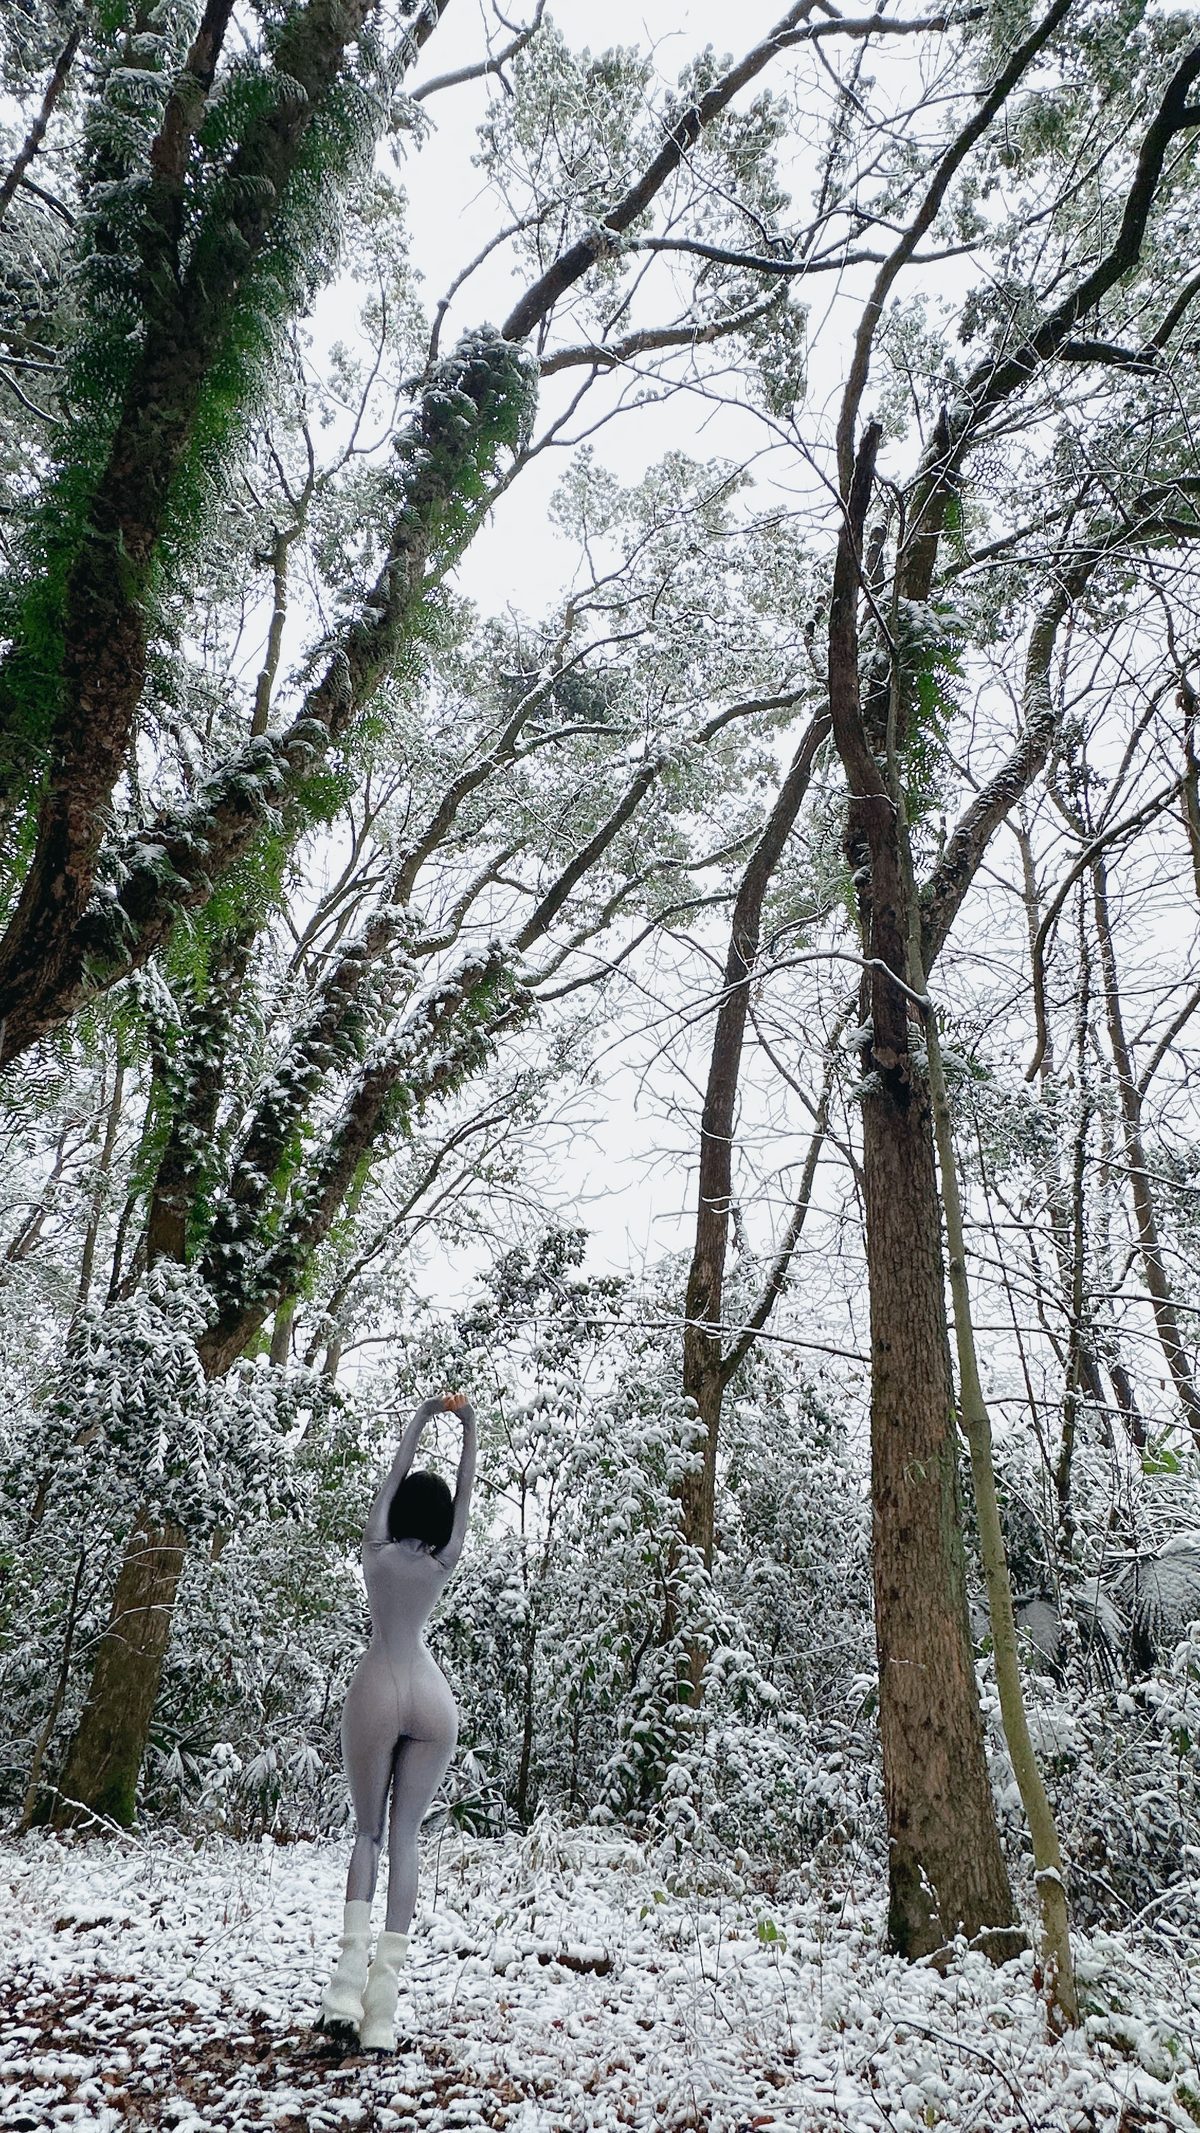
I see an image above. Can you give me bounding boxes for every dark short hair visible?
[388,1469,453,1549]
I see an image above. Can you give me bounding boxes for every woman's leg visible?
[322,1686,397,2027]
[384,1734,455,1932]
[341,1682,400,1906]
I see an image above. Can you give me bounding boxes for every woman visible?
[321,1390,476,2050]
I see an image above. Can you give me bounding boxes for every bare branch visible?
[412,0,545,101]
[836,0,1076,488]
[502,0,827,342]
[540,292,784,377]
[720,1024,845,1384]
[0,16,86,225]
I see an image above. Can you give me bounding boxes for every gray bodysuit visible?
[340,1395,476,1933]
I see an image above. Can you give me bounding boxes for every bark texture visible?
[828,420,1012,1958]
[46,1518,188,1829]
[862,1071,1014,1954]
[0,0,378,1047]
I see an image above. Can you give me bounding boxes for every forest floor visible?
[1,1823,1197,2133]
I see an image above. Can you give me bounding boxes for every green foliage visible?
[0,15,189,807]
[159,53,388,588]
[0,2,415,839]
[389,329,539,571]
[477,26,652,264]
[744,296,809,420]
[893,595,967,823]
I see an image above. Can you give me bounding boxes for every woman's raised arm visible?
[435,1394,476,1572]
[362,1395,445,1548]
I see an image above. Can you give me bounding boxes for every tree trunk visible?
[515,1622,538,1825]
[1055,893,1094,1543]
[1091,852,1200,1444]
[677,1354,724,1573]
[269,1296,296,1367]
[679,712,830,1567]
[919,919,1077,2029]
[826,420,1013,1959]
[1180,676,1200,903]
[44,1517,188,1829]
[862,1071,1016,1956]
[1014,816,1138,1467]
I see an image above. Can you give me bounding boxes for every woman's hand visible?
[442,1390,470,1414]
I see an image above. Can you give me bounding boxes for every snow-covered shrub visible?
[0,1266,334,1821]
[411,1237,876,1868]
[125,1234,876,1867]
[23,1263,314,1540]
[979,1616,1200,1930]
[1044,1643,1200,1927]
[142,1398,370,1836]
[975,1432,1200,1925]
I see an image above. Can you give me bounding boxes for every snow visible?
[2,1826,1197,2131]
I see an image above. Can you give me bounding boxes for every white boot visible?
[358,1929,409,2050]
[320,1900,372,2029]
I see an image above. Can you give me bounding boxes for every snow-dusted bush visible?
[125,1235,877,1865]
[141,1397,370,1834]
[1041,1645,1200,1928]
[976,1431,1200,1926]
[421,1240,877,1866]
[0,1266,335,1821]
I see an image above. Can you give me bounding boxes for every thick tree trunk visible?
[0,0,385,1053]
[862,1073,1015,1956]
[826,420,1012,1959]
[673,1350,723,1705]
[45,1517,188,1829]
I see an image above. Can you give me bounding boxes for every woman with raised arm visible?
[321,1390,476,2051]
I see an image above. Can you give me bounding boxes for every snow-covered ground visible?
[1,1823,1197,2132]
